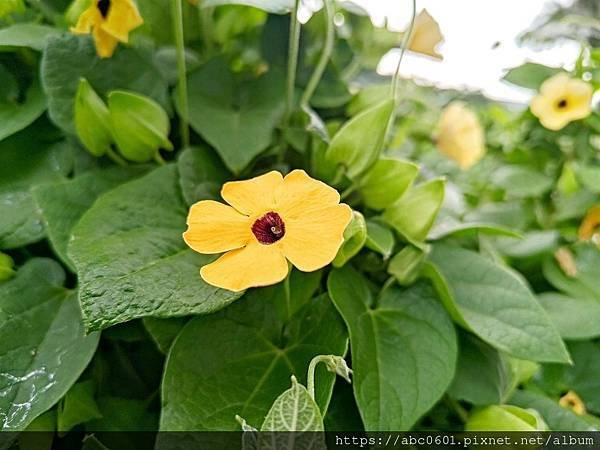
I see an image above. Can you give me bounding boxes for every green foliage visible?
[68,165,241,331]
[425,244,570,363]
[328,267,457,430]
[161,279,347,430]
[0,259,99,431]
[0,0,598,439]
[179,58,285,173]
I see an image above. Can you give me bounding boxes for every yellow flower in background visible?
[408,9,444,60]
[579,205,600,246]
[183,170,352,292]
[71,0,143,58]
[559,391,586,416]
[435,101,486,170]
[530,73,593,131]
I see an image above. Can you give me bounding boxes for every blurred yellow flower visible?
[559,391,586,415]
[579,205,600,246]
[530,73,593,131]
[183,170,352,292]
[435,101,486,170]
[71,0,143,58]
[408,9,444,59]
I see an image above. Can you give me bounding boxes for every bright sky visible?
[350,0,580,103]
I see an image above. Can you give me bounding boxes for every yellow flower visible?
[559,391,586,416]
[530,73,593,131]
[579,205,600,246]
[183,170,353,292]
[408,9,444,60]
[71,0,143,58]
[435,101,486,170]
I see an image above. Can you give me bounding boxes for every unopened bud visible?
[108,90,173,163]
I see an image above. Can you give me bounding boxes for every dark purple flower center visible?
[557,98,568,109]
[252,212,285,245]
[97,0,111,17]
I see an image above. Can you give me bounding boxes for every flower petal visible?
[221,171,283,216]
[71,6,100,34]
[101,0,144,43]
[281,203,352,272]
[92,26,119,58]
[183,200,251,254]
[275,169,341,219]
[200,241,288,292]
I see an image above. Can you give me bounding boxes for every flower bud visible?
[333,211,367,267]
[0,252,15,281]
[74,78,113,157]
[0,0,25,18]
[323,355,353,384]
[108,91,173,163]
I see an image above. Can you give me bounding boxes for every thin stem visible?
[340,183,357,201]
[106,147,127,166]
[445,395,468,423]
[300,0,335,108]
[199,4,214,56]
[307,355,331,400]
[26,0,59,24]
[283,0,301,126]
[173,0,190,148]
[390,0,417,104]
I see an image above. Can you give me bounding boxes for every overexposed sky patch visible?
[349,0,580,103]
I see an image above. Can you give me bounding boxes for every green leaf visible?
[502,63,562,89]
[41,34,169,133]
[559,342,600,415]
[142,317,188,354]
[0,78,47,142]
[0,24,61,51]
[261,376,324,431]
[495,230,560,259]
[177,146,229,206]
[387,245,428,286]
[32,166,148,270]
[491,165,554,198]
[358,158,418,210]
[0,259,99,431]
[543,244,600,302]
[365,220,394,259]
[180,59,285,173]
[466,405,547,431]
[332,211,367,268]
[160,282,348,430]
[19,411,56,450]
[425,244,570,363]
[88,397,157,431]
[510,390,598,431]
[108,90,173,162]
[382,179,445,245]
[326,100,394,179]
[68,165,241,331]
[538,293,600,340]
[429,218,522,241]
[577,165,600,193]
[0,128,73,249]
[448,332,512,405]
[202,0,294,14]
[57,381,102,433]
[328,267,457,430]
